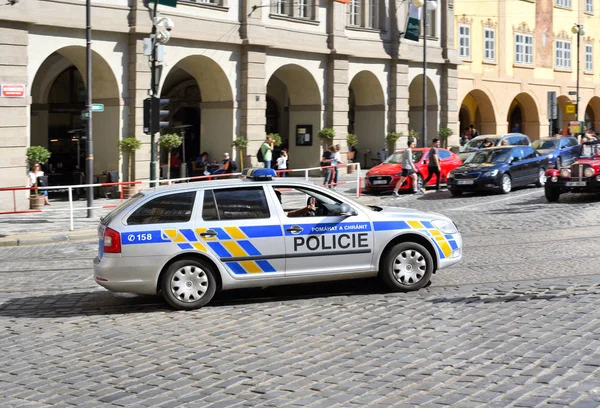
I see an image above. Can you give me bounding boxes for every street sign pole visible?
[85,0,94,217]
[149,0,158,188]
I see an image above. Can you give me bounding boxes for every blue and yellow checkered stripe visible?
[373,220,458,259]
[162,226,279,275]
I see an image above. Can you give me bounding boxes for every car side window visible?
[505,137,516,146]
[127,192,196,225]
[522,147,536,159]
[511,148,524,160]
[206,187,270,220]
[566,138,579,147]
[517,137,528,146]
[438,150,451,159]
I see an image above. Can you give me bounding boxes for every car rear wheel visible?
[161,259,217,310]
[501,174,512,194]
[535,168,545,187]
[545,186,561,202]
[381,242,433,292]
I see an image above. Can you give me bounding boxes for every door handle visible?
[286,226,303,234]
[200,229,217,238]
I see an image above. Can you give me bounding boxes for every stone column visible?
[240,46,267,167]
[440,67,459,146]
[326,55,349,148]
[0,21,29,211]
[390,63,410,137]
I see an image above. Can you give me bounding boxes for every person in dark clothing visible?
[422,138,442,191]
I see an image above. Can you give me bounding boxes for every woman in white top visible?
[276,150,288,177]
[27,163,50,205]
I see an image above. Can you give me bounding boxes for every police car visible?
[94,168,462,310]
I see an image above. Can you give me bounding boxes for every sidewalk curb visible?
[0,230,97,248]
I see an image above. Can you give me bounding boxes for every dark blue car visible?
[448,146,548,195]
[532,137,580,169]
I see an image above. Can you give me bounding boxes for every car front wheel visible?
[161,258,217,310]
[501,174,512,194]
[450,188,463,197]
[545,186,561,202]
[381,242,434,292]
[535,168,545,187]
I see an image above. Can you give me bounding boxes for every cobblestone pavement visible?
[1,186,600,407]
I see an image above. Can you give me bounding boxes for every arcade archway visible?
[408,75,438,146]
[507,93,540,140]
[459,90,496,136]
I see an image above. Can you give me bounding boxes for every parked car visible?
[448,146,547,196]
[544,141,600,202]
[364,148,463,193]
[458,133,532,162]
[532,137,580,169]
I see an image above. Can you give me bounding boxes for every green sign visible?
[91,103,104,112]
[404,4,421,42]
[81,110,90,120]
[149,0,177,7]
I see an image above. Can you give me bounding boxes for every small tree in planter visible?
[438,127,454,148]
[26,146,51,209]
[346,133,359,174]
[231,136,248,171]
[386,131,402,152]
[267,133,282,147]
[158,133,183,180]
[118,137,141,197]
[318,128,336,148]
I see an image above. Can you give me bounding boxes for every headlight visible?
[432,219,458,234]
[560,168,571,178]
[584,167,595,178]
[548,154,554,159]
[448,171,455,178]
[596,175,600,182]
[483,169,499,177]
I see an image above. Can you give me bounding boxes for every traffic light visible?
[152,97,170,132]
[143,97,170,135]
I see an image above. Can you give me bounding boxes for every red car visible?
[364,148,463,192]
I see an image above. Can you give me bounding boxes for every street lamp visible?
[572,24,585,122]
[414,0,438,146]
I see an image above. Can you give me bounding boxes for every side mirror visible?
[340,203,357,217]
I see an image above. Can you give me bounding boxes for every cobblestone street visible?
[1,187,600,407]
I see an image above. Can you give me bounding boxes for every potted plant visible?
[158,133,183,180]
[26,146,51,209]
[118,137,141,198]
[386,131,402,153]
[231,135,248,171]
[318,128,336,148]
[408,129,419,146]
[438,127,454,148]
[346,133,359,174]
[267,133,282,147]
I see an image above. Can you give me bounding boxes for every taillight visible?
[104,227,121,253]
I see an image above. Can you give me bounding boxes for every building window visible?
[586,0,593,13]
[272,0,315,19]
[555,39,571,69]
[348,0,361,26]
[515,34,533,65]
[369,0,379,29]
[423,9,436,37]
[585,44,593,72]
[484,28,495,61]
[556,0,571,7]
[458,25,471,58]
[347,0,380,29]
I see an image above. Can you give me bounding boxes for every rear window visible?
[127,192,196,225]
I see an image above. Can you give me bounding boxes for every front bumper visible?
[545,179,600,193]
[364,176,410,191]
[448,176,501,191]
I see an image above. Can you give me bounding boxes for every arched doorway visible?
[556,95,576,134]
[159,55,234,173]
[30,47,120,181]
[459,90,496,136]
[408,75,438,146]
[266,64,321,169]
[585,96,600,132]
[507,93,540,140]
[348,71,386,168]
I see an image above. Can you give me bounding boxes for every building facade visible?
[0,0,459,211]
[455,0,600,141]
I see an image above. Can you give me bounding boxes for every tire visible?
[555,156,562,169]
[545,186,561,202]
[535,168,545,187]
[381,242,434,292]
[501,174,512,194]
[161,258,217,310]
[450,188,463,197]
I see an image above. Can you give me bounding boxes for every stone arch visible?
[29,47,121,178]
[507,92,540,140]
[349,71,386,167]
[159,55,235,170]
[458,89,497,136]
[556,95,576,135]
[408,74,438,146]
[584,96,600,132]
[266,64,322,169]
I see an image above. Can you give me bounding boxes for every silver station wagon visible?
[94,168,463,310]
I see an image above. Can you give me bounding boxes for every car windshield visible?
[465,138,500,150]
[532,139,559,150]
[385,151,424,164]
[465,148,511,164]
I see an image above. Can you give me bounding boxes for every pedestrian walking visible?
[392,139,421,196]
[321,146,335,188]
[333,144,343,188]
[422,138,442,191]
[27,163,50,205]
[261,136,274,169]
[469,124,480,138]
[276,150,288,177]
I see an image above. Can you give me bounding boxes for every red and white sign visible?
[1,84,26,98]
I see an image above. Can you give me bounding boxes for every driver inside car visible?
[275,190,317,217]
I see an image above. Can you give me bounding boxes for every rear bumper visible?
[93,255,163,295]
